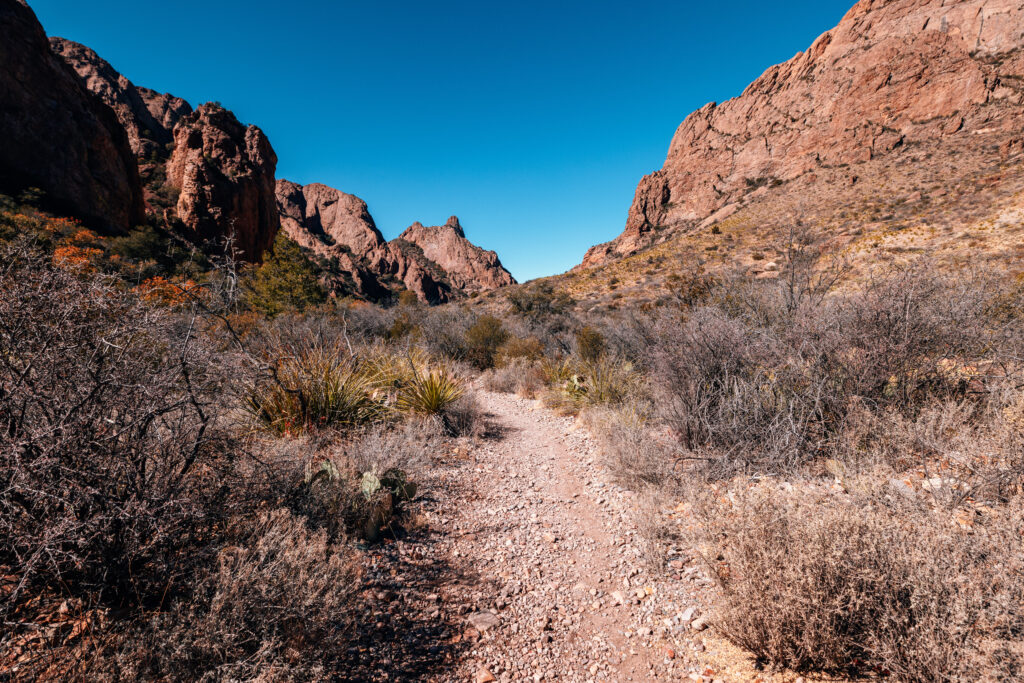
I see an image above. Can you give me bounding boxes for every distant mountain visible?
[0,0,517,296]
[277,180,516,303]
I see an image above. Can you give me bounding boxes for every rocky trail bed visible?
[345,390,769,683]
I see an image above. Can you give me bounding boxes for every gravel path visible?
[351,390,726,682]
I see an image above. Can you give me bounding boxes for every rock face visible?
[277,180,515,302]
[0,0,144,232]
[167,103,279,262]
[50,36,278,263]
[48,37,192,159]
[583,0,1024,267]
[399,216,516,292]
[277,180,387,258]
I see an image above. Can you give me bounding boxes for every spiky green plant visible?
[582,356,638,405]
[245,340,383,434]
[396,365,464,415]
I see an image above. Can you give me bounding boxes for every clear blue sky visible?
[32,0,851,281]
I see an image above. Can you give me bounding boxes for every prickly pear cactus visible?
[360,471,381,500]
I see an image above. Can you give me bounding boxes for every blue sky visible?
[32,0,852,281]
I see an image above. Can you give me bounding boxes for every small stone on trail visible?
[475,667,496,683]
[467,611,501,632]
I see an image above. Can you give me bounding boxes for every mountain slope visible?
[582,0,1024,268]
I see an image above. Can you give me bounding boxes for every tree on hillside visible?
[244,233,326,316]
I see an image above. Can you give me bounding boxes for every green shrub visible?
[465,314,509,369]
[397,289,420,307]
[575,325,606,362]
[243,234,326,316]
[506,282,573,322]
[396,366,464,416]
[386,312,419,340]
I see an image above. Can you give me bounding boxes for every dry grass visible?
[688,483,1024,681]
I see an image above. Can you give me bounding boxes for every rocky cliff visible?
[48,37,192,160]
[399,216,516,292]
[583,0,1024,267]
[277,180,387,258]
[277,180,515,302]
[49,37,276,262]
[0,0,144,232]
[167,103,279,262]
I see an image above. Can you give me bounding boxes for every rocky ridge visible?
[583,0,1024,267]
[48,37,278,262]
[48,37,192,160]
[0,0,144,232]
[167,104,279,262]
[277,180,515,302]
[400,217,516,292]
[7,0,516,289]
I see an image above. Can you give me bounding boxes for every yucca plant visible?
[363,346,431,389]
[245,340,383,434]
[396,365,464,416]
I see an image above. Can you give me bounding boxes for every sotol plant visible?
[397,364,464,415]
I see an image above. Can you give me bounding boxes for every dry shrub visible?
[416,305,474,361]
[89,508,359,681]
[513,361,547,399]
[481,364,518,393]
[482,358,545,398]
[691,485,1024,680]
[497,335,545,364]
[837,392,1024,506]
[341,420,434,478]
[651,264,1018,476]
[585,407,672,488]
[285,421,438,542]
[443,391,486,438]
[0,246,232,624]
[652,306,835,473]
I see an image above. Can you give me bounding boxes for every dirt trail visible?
[402,390,723,683]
